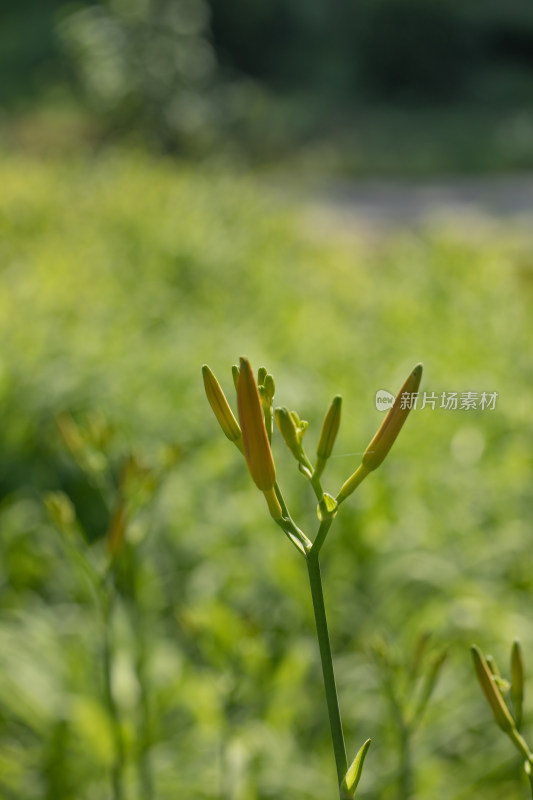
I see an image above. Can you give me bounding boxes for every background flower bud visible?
[472,645,515,733]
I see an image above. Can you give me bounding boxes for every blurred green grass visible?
[1,150,533,799]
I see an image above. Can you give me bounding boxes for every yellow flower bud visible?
[362,363,423,472]
[202,365,243,450]
[472,645,515,734]
[237,357,277,494]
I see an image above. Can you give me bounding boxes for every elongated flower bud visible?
[315,395,342,478]
[362,363,423,472]
[275,406,302,460]
[237,357,277,492]
[263,373,275,403]
[511,640,525,729]
[317,395,342,460]
[202,365,243,449]
[472,645,515,733]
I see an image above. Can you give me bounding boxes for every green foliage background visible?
[0,151,532,798]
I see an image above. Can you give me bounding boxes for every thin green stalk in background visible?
[47,419,175,800]
[372,634,447,800]
[102,588,125,800]
[398,724,413,800]
[127,548,154,800]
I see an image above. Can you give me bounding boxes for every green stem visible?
[311,519,334,558]
[398,724,414,800]
[102,591,125,800]
[128,553,154,800]
[527,769,533,800]
[310,470,324,502]
[307,551,347,789]
[509,728,533,763]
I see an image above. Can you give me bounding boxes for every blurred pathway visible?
[297,174,533,236]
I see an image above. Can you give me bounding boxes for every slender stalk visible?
[102,590,125,800]
[309,470,325,503]
[128,551,154,800]
[527,769,533,800]
[380,656,414,800]
[307,551,347,788]
[134,619,153,799]
[398,724,414,800]
[311,519,334,559]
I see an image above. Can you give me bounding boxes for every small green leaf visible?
[340,739,371,798]
[317,493,338,522]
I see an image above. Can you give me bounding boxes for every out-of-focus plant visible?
[472,641,533,797]
[372,633,447,799]
[203,357,431,798]
[46,412,178,800]
[57,0,218,150]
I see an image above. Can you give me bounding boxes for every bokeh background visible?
[1,2,533,799]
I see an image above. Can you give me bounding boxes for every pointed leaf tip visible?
[340,739,371,798]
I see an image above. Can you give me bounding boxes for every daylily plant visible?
[472,641,533,797]
[203,357,423,798]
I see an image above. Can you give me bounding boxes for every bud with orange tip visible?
[362,363,423,472]
[237,357,282,519]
